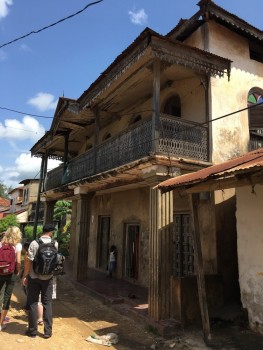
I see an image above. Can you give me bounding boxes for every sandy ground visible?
[1,275,262,350]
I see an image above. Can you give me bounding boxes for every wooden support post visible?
[189,193,211,344]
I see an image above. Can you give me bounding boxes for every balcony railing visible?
[45,115,208,191]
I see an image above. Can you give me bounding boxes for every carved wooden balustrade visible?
[45,115,208,191]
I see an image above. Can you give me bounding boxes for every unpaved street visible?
[1,274,262,350]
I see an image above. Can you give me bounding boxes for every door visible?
[97,216,110,270]
[124,224,140,279]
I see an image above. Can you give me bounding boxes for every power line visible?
[0,102,262,134]
[0,0,104,49]
[0,107,52,119]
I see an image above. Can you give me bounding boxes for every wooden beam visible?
[186,171,263,193]
[60,121,86,130]
[189,193,211,344]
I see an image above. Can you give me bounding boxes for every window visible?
[23,188,29,204]
[249,42,263,64]
[172,213,194,277]
[248,90,263,150]
[163,95,181,117]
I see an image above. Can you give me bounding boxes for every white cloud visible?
[20,43,32,52]
[128,8,148,26]
[27,92,58,112]
[0,0,13,19]
[0,115,45,142]
[0,49,7,61]
[0,153,61,188]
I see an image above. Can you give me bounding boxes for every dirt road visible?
[0,274,160,350]
[1,275,262,350]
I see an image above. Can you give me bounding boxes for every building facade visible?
[30,0,263,327]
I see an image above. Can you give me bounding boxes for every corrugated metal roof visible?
[0,197,10,207]
[158,148,263,192]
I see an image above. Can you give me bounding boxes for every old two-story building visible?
[19,179,44,225]
[30,0,263,329]
[4,179,43,227]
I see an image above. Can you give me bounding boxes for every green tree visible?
[0,214,19,232]
[0,181,12,199]
[54,200,72,227]
[24,225,43,241]
[55,221,70,257]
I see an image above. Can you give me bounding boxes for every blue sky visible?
[0,0,261,189]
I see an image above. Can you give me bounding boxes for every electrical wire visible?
[0,102,262,134]
[0,107,52,119]
[0,0,104,49]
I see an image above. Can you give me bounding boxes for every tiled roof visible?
[0,197,10,207]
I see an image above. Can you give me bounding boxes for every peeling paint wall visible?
[208,21,263,164]
[236,185,263,333]
[88,187,150,287]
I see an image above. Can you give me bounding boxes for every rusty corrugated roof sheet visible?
[0,197,10,207]
[158,148,263,192]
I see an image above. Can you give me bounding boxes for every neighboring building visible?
[0,197,10,219]
[29,0,263,329]
[159,148,263,334]
[4,180,43,227]
[19,179,44,223]
[7,186,27,222]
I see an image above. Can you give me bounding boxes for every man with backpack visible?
[22,223,58,338]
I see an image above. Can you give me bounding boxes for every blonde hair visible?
[2,226,22,246]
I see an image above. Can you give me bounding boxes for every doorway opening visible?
[124,224,140,279]
[97,216,110,271]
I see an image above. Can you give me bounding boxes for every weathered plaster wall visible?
[236,185,263,333]
[208,21,263,164]
[185,20,263,164]
[88,187,150,287]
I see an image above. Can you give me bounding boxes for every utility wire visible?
[0,107,52,119]
[0,0,104,49]
[0,102,262,134]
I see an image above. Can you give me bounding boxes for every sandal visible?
[37,320,43,326]
[0,324,7,331]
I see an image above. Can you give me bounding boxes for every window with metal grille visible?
[172,213,195,277]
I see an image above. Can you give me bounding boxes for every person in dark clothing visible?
[22,224,58,338]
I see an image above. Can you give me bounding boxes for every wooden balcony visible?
[45,115,209,191]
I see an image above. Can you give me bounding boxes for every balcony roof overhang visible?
[30,28,231,161]
[41,154,210,201]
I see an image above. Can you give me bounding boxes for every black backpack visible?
[33,238,58,275]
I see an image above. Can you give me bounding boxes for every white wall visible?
[236,185,263,333]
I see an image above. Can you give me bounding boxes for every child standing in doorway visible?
[108,245,117,278]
